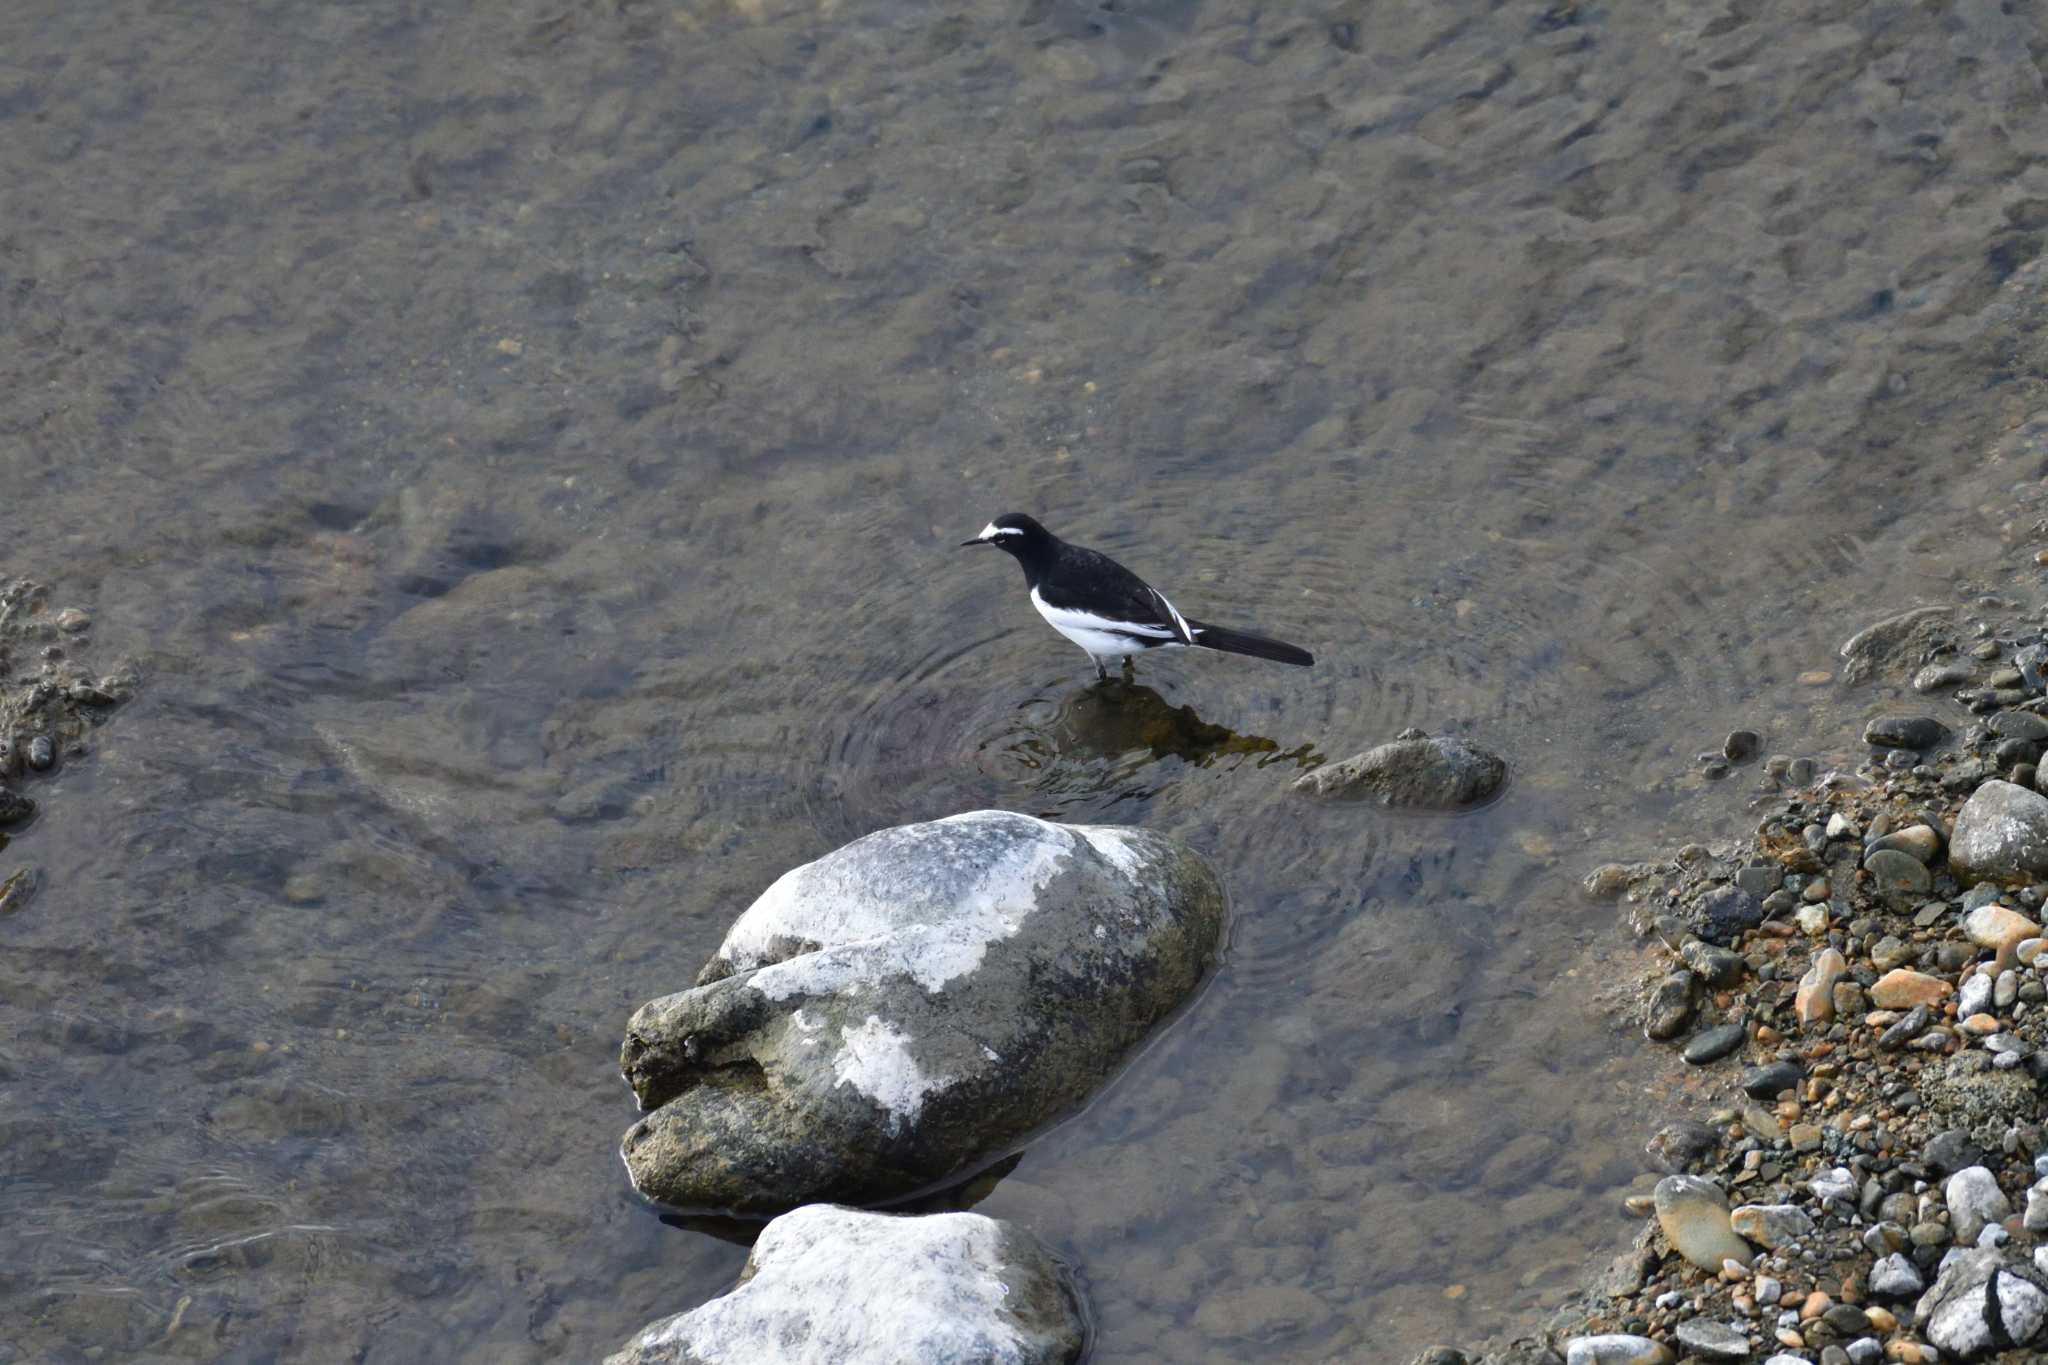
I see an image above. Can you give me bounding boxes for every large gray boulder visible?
[619,810,1226,1212]
[1293,729,1507,809]
[604,1204,1086,1365]
[1949,779,2048,885]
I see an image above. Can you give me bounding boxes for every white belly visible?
[1029,587,1184,662]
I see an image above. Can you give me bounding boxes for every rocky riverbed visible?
[1423,601,2048,1365]
[0,577,131,912]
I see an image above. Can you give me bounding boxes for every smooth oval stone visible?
[1683,1022,1746,1065]
[1741,1059,1803,1099]
[1871,824,1942,864]
[1993,710,2048,742]
[1865,848,1933,896]
[1870,969,1953,1010]
[1965,904,2042,962]
[1796,949,1846,1027]
[1655,1174,1754,1271]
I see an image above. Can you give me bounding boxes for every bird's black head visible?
[960,512,1054,555]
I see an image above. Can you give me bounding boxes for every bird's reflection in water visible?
[993,680,1318,804]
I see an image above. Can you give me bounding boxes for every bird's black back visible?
[1035,542,1187,639]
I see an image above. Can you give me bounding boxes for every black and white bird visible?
[961,513,1314,678]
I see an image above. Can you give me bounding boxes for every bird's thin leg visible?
[1121,655,1136,682]
[1095,660,1108,681]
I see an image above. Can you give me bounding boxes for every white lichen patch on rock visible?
[721,811,1079,991]
[831,1014,952,1132]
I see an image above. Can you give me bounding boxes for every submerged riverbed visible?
[5,1,2048,1360]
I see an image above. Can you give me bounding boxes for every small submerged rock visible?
[1863,715,1950,750]
[1292,729,1506,809]
[603,1205,1086,1365]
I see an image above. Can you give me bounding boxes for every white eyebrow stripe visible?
[977,523,1023,540]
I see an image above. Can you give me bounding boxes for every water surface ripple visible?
[3,0,2048,1359]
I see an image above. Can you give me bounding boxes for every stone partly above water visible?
[1291,729,1506,809]
[603,1205,1085,1365]
[617,810,1226,1212]
[1949,779,2048,885]
[1562,1334,1673,1365]
[1653,1174,1753,1272]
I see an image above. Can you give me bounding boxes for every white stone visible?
[1959,971,1994,1019]
[1869,1252,1925,1298]
[1793,902,1829,936]
[1845,1341,1881,1365]
[1565,1335,1675,1365]
[604,1205,1083,1365]
[2002,1270,2048,1343]
[1827,812,1859,839]
[1946,1165,2013,1244]
[1809,1167,1857,1203]
[1927,1280,1996,1358]
[2028,1178,2048,1234]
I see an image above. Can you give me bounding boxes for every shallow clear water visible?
[5,0,2048,1360]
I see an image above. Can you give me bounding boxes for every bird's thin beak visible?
[959,537,987,548]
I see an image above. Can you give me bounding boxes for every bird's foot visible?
[1120,656,1136,682]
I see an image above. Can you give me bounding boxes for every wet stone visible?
[1864,715,1950,749]
[0,786,32,825]
[1292,732,1506,808]
[1647,1120,1721,1174]
[1683,1022,1746,1065]
[1736,864,1783,897]
[1682,941,1746,988]
[1741,1059,1803,1098]
[1865,848,1933,897]
[1654,1174,1753,1271]
[1696,884,1765,946]
[1724,729,1760,762]
[1993,709,2048,743]
[1916,660,1976,693]
[24,735,52,771]
[1644,971,1698,1042]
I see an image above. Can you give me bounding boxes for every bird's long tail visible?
[1186,619,1314,667]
